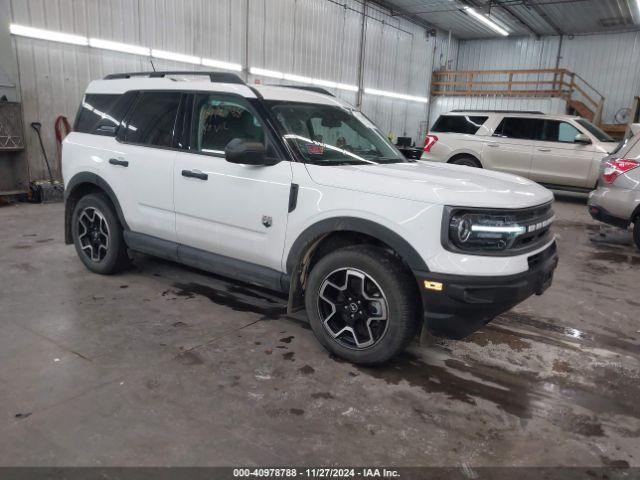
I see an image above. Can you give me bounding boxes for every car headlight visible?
[443,205,554,254]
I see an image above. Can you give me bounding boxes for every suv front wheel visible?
[72,193,130,274]
[305,246,418,365]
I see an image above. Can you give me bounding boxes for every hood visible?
[306,161,553,209]
[594,140,618,154]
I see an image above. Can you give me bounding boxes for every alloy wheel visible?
[317,268,389,349]
[77,207,110,262]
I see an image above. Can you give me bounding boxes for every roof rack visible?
[450,109,545,115]
[270,85,335,97]
[103,71,245,85]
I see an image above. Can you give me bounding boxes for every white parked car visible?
[62,72,558,365]
[422,110,619,192]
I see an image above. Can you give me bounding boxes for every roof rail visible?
[450,109,545,114]
[103,71,245,85]
[270,85,335,97]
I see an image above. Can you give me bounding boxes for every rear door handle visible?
[487,143,500,148]
[109,158,129,167]
[537,148,552,152]
[181,169,208,181]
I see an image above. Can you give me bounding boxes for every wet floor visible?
[0,198,638,468]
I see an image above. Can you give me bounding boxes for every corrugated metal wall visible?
[9,0,442,180]
[453,32,640,125]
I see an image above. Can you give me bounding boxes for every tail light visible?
[602,158,640,184]
[423,134,438,153]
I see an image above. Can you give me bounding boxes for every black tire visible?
[634,218,640,251]
[450,156,481,168]
[71,193,130,274]
[304,245,418,366]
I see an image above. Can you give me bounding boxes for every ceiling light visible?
[249,67,284,79]
[364,87,429,103]
[337,83,359,92]
[463,7,509,36]
[151,49,200,64]
[89,38,150,56]
[312,78,338,89]
[201,58,243,72]
[283,73,313,84]
[10,24,88,46]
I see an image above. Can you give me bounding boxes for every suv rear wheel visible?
[450,156,481,168]
[72,193,130,274]
[305,246,418,365]
[634,217,640,250]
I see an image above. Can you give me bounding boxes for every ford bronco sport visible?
[63,71,558,365]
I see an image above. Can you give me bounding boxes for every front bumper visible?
[415,241,558,339]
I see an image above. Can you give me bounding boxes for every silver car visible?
[588,124,640,249]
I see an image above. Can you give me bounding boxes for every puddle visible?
[467,329,532,351]
[172,282,286,319]
[497,312,639,356]
[355,351,640,435]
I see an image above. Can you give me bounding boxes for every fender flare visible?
[64,172,129,243]
[286,216,428,274]
[447,151,483,167]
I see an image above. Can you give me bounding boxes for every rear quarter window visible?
[74,92,137,136]
[431,115,488,134]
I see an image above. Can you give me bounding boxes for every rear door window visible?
[121,92,182,147]
[493,117,542,140]
[431,115,488,134]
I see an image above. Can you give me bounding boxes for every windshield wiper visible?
[376,156,415,164]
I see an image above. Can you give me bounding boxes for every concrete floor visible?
[0,198,638,468]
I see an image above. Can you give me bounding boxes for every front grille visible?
[511,203,554,250]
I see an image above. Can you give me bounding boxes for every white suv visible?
[62,71,558,365]
[423,111,619,192]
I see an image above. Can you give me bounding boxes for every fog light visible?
[423,280,443,291]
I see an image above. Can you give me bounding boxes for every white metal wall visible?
[9,0,442,180]
[453,32,640,125]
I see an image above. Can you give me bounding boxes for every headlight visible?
[443,205,554,255]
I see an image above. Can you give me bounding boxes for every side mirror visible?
[574,133,591,145]
[224,138,277,166]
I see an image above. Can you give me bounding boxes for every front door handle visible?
[181,169,208,181]
[109,158,129,167]
[537,148,552,152]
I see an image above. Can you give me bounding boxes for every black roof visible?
[104,71,245,85]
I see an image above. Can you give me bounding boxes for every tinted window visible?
[432,115,488,134]
[494,117,542,140]
[191,93,264,155]
[123,92,182,147]
[75,94,122,134]
[539,121,581,143]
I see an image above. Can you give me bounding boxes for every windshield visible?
[575,118,615,142]
[268,101,409,165]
